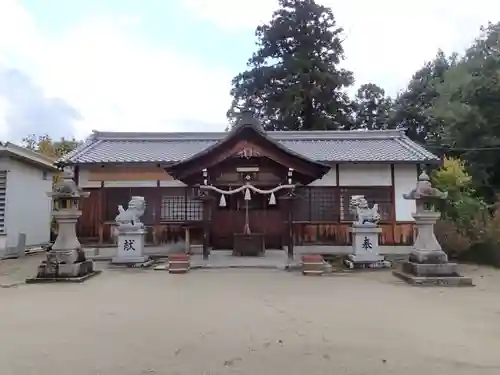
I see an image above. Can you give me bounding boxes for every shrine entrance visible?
[165,111,330,259]
[210,188,285,249]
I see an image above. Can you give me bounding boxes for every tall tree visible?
[390,50,456,145]
[228,0,354,130]
[429,22,500,200]
[22,134,81,158]
[352,83,393,130]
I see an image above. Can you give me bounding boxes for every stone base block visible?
[26,270,102,284]
[59,260,95,277]
[344,258,392,270]
[348,253,385,263]
[35,259,95,278]
[111,255,149,265]
[393,270,474,287]
[409,250,448,264]
[402,261,458,277]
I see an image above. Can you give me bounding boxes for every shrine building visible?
[60,112,440,254]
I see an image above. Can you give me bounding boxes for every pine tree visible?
[228,0,354,130]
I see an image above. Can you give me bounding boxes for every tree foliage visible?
[352,83,393,130]
[431,157,487,231]
[22,134,81,159]
[389,50,456,145]
[228,0,354,130]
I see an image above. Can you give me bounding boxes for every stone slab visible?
[347,253,385,263]
[402,261,458,276]
[26,270,102,284]
[393,270,474,287]
[344,258,392,270]
[111,255,149,265]
[153,264,168,271]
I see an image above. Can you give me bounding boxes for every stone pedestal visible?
[345,225,391,269]
[393,211,474,286]
[408,211,448,264]
[27,211,99,283]
[111,230,149,264]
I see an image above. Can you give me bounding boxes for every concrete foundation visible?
[394,261,474,287]
[26,270,102,284]
[393,270,474,287]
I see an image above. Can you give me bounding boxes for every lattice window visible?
[293,187,336,222]
[161,187,203,221]
[293,187,311,221]
[309,187,337,222]
[339,187,393,221]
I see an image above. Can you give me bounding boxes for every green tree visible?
[353,83,393,130]
[227,0,354,130]
[429,22,500,201]
[431,157,487,232]
[390,50,455,145]
[22,134,81,159]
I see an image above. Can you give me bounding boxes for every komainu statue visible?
[349,195,380,225]
[115,196,146,231]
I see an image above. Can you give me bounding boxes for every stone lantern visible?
[27,168,100,282]
[393,172,473,286]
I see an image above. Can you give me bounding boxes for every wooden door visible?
[210,192,285,249]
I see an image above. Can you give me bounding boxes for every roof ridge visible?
[90,129,405,141]
[59,137,103,163]
[0,142,58,170]
[396,136,439,161]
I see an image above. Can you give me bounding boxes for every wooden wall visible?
[76,185,415,247]
[84,166,175,181]
[292,222,414,246]
[76,188,102,242]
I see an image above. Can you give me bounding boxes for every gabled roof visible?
[0,142,58,170]
[165,115,331,183]
[60,128,440,165]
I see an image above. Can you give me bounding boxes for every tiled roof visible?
[61,129,439,164]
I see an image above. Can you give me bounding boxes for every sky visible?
[0,0,498,142]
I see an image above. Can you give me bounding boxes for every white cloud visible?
[0,97,9,139]
[1,0,498,142]
[183,0,500,96]
[0,0,233,141]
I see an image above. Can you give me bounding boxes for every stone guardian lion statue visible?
[115,196,146,231]
[349,195,380,225]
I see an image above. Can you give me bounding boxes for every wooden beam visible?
[390,164,396,244]
[97,181,105,246]
[170,138,327,182]
[335,164,340,221]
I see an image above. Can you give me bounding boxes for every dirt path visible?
[1,261,500,374]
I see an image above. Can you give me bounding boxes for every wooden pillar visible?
[184,226,191,254]
[98,181,105,246]
[390,164,396,245]
[152,181,162,245]
[287,200,294,260]
[200,191,212,260]
[281,191,297,261]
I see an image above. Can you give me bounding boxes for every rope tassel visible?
[244,188,251,201]
[269,191,276,205]
[219,194,226,207]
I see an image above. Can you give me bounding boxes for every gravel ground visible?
[1,256,500,375]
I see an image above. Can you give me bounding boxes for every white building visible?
[0,142,57,256]
[60,119,440,254]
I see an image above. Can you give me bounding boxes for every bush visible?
[458,242,500,267]
[435,219,472,260]
[461,203,500,267]
[431,157,487,231]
